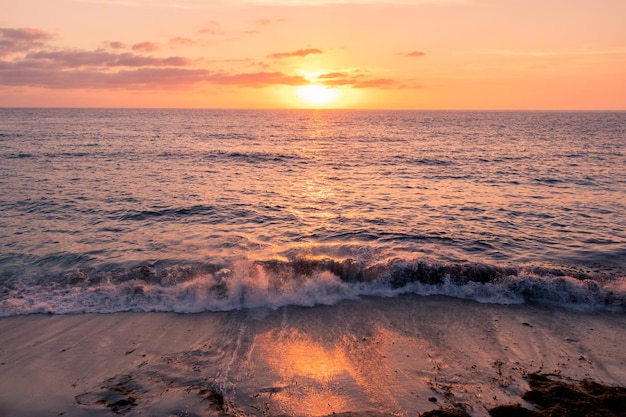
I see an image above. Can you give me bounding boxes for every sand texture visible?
[0,295,625,417]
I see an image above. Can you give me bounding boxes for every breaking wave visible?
[1,258,624,316]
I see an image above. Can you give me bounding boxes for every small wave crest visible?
[1,258,624,316]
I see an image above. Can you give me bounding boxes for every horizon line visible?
[1,106,625,112]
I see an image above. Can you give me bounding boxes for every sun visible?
[295,84,342,108]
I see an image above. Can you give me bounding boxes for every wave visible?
[1,258,624,316]
[391,156,454,166]
[3,149,304,164]
[156,149,304,164]
[4,152,34,158]
[203,150,303,164]
[114,204,219,222]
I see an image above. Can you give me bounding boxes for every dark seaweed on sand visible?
[497,373,626,417]
[420,409,472,417]
[422,373,626,417]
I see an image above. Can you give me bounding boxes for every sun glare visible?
[296,84,342,108]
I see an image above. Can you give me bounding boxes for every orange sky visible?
[1,0,625,109]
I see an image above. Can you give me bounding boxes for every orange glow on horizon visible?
[0,1,624,109]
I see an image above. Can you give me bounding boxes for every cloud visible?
[402,51,425,57]
[313,71,398,89]
[199,20,224,36]
[109,68,210,89]
[207,71,308,87]
[254,18,286,25]
[0,27,53,42]
[268,48,323,59]
[25,50,192,68]
[351,78,396,88]
[202,58,253,64]
[132,42,160,52]
[0,55,308,90]
[199,28,224,35]
[169,37,196,47]
[252,61,272,69]
[0,27,404,92]
[231,18,287,37]
[0,27,54,57]
[288,70,400,89]
[107,41,127,49]
[315,72,361,86]
[317,71,358,80]
[1,55,400,91]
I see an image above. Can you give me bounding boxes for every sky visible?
[1,0,625,109]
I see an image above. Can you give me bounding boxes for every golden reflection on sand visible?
[268,334,349,379]
[254,329,361,415]
[250,324,441,415]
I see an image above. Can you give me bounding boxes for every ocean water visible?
[0,109,625,315]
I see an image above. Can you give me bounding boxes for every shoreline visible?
[1,295,625,416]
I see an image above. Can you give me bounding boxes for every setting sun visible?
[295,84,342,108]
[0,0,624,109]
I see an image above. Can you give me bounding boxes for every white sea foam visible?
[1,260,624,316]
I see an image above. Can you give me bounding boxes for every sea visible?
[1,109,625,316]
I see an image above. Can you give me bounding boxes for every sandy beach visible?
[0,295,624,416]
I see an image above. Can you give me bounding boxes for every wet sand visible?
[0,295,624,416]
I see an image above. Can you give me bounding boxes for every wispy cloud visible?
[207,71,307,87]
[25,50,192,68]
[107,41,127,49]
[268,48,322,59]
[0,27,309,90]
[0,27,54,57]
[0,63,309,89]
[351,78,396,88]
[132,41,160,52]
[311,70,399,89]
[240,18,287,36]
[314,71,362,86]
[169,37,197,47]
[0,26,408,92]
[199,20,224,36]
[401,51,425,57]
[255,18,287,25]
[317,71,355,79]
[199,28,224,36]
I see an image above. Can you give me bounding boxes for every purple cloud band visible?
[0,27,401,91]
[268,48,322,59]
